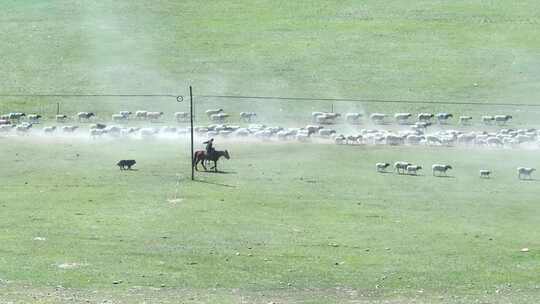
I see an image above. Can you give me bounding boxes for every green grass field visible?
[2,1,540,303]
[1,138,540,303]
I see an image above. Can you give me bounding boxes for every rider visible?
[203,138,215,157]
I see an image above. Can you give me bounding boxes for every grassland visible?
[1,137,540,303]
[2,0,540,302]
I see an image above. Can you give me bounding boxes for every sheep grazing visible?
[117,159,136,170]
[432,164,452,176]
[175,112,189,122]
[135,110,148,119]
[495,115,512,125]
[206,109,224,117]
[345,113,363,125]
[56,114,68,122]
[27,114,42,123]
[436,113,453,124]
[517,167,535,180]
[459,116,473,125]
[147,111,164,121]
[394,113,412,125]
[240,112,257,122]
[406,165,422,175]
[479,169,491,178]
[0,119,10,125]
[304,125,323,135]
[376,162,390,173]
[394,161,411,174]
[43,126,56,134]
[370,113,387,124]
[481,116,495,125]
[417,113,434,122]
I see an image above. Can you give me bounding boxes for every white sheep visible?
[394,113,412,124]
[112,114,127,122]
[517,167,535,180]
[406,165,422,175]
[406,134,423,145]
[135,110,148,119]
[370,113,387,124]
[436,113,453,124]
[417,113,434,122]
[119,111,132,118]
[210,113,229,123]
[345,113,363,124]
[481,116,495,125]
[9,113,26,120]
[147,112,164,121]
[318,129,336,138]
[15,123,33,135]
[459,116,473,125]
[376,162,390,173]
[62,126,78,133]
[56,114,68,122]
[77,112,95,121]
[27,114,42,123]
[394,161,411,174]
[240,112,257,122]
[175,112,189,122]
[495,115,512,125]
[43,126,56,134]
[432,164,453,176]
[206,109,223,117]
[90,129,106,138]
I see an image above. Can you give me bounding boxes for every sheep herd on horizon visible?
[0,109,537,151]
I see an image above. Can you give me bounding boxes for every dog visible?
[117,159,136,170]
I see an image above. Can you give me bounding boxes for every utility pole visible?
[189,86,195,181]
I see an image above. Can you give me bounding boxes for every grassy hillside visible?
[2,1,540,108]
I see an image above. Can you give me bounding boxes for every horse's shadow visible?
[199,170,236,175]
[195,179,236,188]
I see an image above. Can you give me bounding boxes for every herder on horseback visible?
[203,138,215,158]
[193,138,230,172]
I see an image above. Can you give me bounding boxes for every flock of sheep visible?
[1,109,537,180]
[375,161,536,180]
[0,110,537,150]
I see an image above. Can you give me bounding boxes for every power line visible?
[1,92,540,107]
[198,94,540,107]
[0,94,184,102]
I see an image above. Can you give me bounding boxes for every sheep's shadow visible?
[433,175,455,178]
[518,178,538,182]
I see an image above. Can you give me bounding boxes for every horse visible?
[193,150,230,172]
